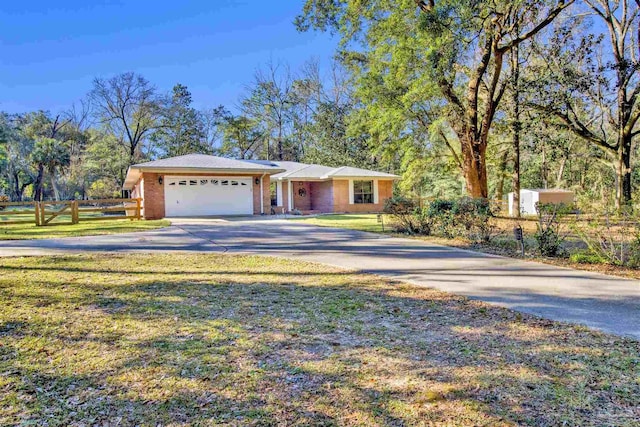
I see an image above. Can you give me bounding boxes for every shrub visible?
[570,251,608,265]
[534,203,570,257]
[571,208,640,267]
[451,197,496,243]
[0,195,8,211]
[384,196,432,235]
[427,199,457,238]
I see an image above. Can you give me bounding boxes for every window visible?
[211,179,219,185]
[200,179,208,185]
[231,180,239,186]
[178,180,187,186]
[270,183,277,206]
[189,180,197,186]
[353,180,374,204]
[221,180,229,186]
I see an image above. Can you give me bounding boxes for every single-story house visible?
[508,188,575,216]
[123,154,399,219]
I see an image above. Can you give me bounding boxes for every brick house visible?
[123,154,399,219]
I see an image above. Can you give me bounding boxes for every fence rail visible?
[0,198,142,226]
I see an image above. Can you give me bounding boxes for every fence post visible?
[136,198,142,220]
[34,202,40,226]
[71,200,79,224]
[39,202,45,226]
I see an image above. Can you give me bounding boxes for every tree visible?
[152,84,209,157]
[529,0,640,209]
[241,62,296,160]
[218,114,265,160]
[30,137,70,201]
[296,0,573,198]
[90,72,161,164]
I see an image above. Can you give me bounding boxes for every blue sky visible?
[0,0,338,114]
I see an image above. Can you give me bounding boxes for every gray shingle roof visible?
[131,154,282,171]
[263,161,399,181]
[324,166,399,179]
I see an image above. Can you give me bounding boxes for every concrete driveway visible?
[1,217,639,339]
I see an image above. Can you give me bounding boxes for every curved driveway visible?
[1,218,638,339]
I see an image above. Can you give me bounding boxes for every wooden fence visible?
[0,198,142,226]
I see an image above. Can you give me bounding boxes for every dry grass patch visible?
[0,253,638,426]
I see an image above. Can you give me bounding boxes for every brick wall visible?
[251,175,272,215]
[141,172,165,219]
[291,181,311,211]
[310,181,334,212]
[332,179,393,213]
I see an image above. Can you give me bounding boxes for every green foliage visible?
[571,209,640,267]
[384,196,432,235]
[569,252,608,265]
[151,84,210,157]
[386,196,495,243]
[533,203,571,257]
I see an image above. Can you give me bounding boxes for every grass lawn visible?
[0,219,171,240]
[1,254,638,426]
[290,214,388,233]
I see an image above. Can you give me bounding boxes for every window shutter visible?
[348,180,354,205]
[373,180,379,204]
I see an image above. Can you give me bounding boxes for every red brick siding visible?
[141,172,165,219]
[291,181,311,211]
[310,181,334,212]
[332,179,393,213]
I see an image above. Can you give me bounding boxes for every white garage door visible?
[164,176,253,217]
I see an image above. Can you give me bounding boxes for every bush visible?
[0,195,8,211]
[427,199,457,238]
[534,203,570,257]
[386,196,496,242]
[571,208,640,267]
[451,197,495,243]
[570,251,608,265]
[384,197,432,235]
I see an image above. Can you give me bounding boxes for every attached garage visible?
[123,154,284,219]
[164,177,253,217]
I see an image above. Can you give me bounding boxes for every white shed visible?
[508,189,574,216]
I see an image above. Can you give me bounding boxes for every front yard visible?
[0,219,170,240]
[1,253,638,426]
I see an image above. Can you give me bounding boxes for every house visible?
[123,154,399,219]
[508,188,575,216]
[250,160,399,214]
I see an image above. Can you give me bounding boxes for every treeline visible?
[0,61,374,202]
[2,0,639,211]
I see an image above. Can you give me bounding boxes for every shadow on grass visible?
[0,255,639,425]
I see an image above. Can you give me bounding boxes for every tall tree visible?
[296,0,573,198]
[30,137,70,201]
[152,84,209,157]
[529,0,640,209]
[241,62,296,160]
[90,72,161,164]
[218,114,265,160]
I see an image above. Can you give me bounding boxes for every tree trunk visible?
[460,134,488,198]
[11,172,23,202]
[33,165,45,202]
[50,171,61,201]
[615,136,633,210]
[511,44,521,217]
[495,150,509,202]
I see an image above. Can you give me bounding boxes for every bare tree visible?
[89,72,161,164]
